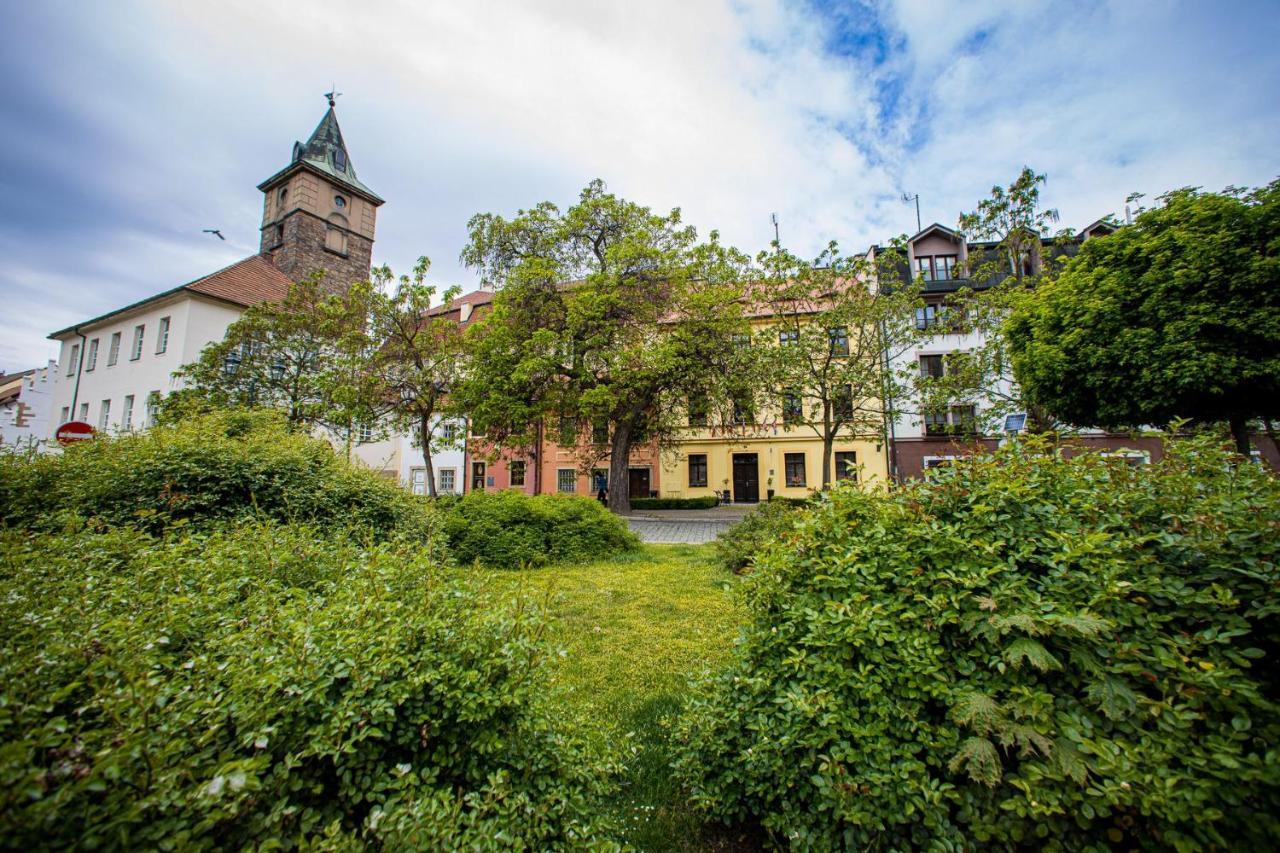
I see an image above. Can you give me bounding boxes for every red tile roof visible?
[183,255,293,307]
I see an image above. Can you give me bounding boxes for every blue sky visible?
[2,0,1278,370]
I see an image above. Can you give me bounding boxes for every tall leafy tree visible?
[1006,181,1280,454]
[457,180,752,513]
[367,259,465,496]
[757,241,922,487]
[176,276,380,442]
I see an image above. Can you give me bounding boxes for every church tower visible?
[257,94,384,291]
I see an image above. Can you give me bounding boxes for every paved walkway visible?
[624,505,753,544]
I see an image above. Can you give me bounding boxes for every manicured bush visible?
[675,436,1280,849]
[0,409,432,539]
[631,496,721,510]
[441,489,639,569]
[713,499,805,573]
[0,520,615,848]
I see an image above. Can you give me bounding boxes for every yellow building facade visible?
[658,316,890,502]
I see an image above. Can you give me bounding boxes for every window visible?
[688,454,708,488]
[156,317,170,354]
[784,452,807,487]
[688,394,709,428]
[916,256,934,281]
[834,384,854,420]
[920,354,945,379]
[278,186,288,204]
[355,422,373,443]
[559,414,578,445]
[108,332,121,366]
[731,333,751,348]
[731,393,754,426]
[1101,450,1150,467]
[272,223,284,247]
[782,390,803,425]
[86,339,99,371]
[592,421,609,445]
[778,329,798,346]
[828,326,849,356]
[923,456,958,471]
[950,404,977,434]
[471,461,486,491]
[439,468,457,493]
[440,421,458,441]
[325,214,349,255]
[935,255,957,280]
[924,410,948,436]
[122,395,134,430]
[130,325,145,360]
[557,469,577,493]
[98,399,111,430]
[59,406,69,425]
[915,303,938,330]
[410,468,426,496]
[835,451,858,482]
[333,149,347,172]
[78,402,89,421]
[67,344,79,375]
[510,460,526,487]
[146,391,161,426]
[334,194,347,208]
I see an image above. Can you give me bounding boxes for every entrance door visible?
[628,467,651,499]
[732,453,760,503]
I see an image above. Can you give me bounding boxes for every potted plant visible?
[766,475,775,501]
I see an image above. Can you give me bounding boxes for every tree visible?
[1006,181,1280,454]
[367,259,465,496]
[757,241,922,487]
[457,180,752,514]
[176,276,380,443]
[908,166,1067,435]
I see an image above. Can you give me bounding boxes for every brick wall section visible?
[260,210,373,293]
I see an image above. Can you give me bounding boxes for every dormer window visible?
[935,255,956,280]
[333,149,347,172]
[334,194,347,209]
[916,257,934,281]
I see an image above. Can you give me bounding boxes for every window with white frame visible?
[121,395,134,430]
[935,255,957,280]
[923,455,958,472]
[86,338,99,371]
[355,422,373,443]
[156,317,170,354]
[107,332,121,366]
[98,399,111,429]
[130,325,145,361]
[78,402,88,421]
[59,406,69,424]
[410,468,426,495]
[557,469,576,493]
[439,468,457,493]
[440,421,457,441]
[67,344,79,375]
[1101,449,1150,467]
[146,391,161,426]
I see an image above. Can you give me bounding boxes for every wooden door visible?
[732,453,759,503]
[628,468,651,499]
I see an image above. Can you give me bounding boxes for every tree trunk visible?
[607,421,632,515]
[821,429,835,489]
[420,413,437,497]
[1229,414,1251,458]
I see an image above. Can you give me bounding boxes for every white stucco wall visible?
[1,360,58,449]
[349,417,466,494]
[48,293,245,435]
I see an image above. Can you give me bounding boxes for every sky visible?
[2,0,1278,371]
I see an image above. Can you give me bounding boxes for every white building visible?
[351,417,466,495]
[0,361,57,449]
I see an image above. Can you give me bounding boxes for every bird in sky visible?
[203,229,225,241]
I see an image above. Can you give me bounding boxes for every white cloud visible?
[2,0,1277,370]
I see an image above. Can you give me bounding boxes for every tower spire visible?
[324,86,342,109]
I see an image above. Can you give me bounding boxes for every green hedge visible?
[630,496,720,510]
[441,490,639,569]
[675,435,1280,849]
[713,499,805,573]
[0,521,615,847]
[0,409,431,539]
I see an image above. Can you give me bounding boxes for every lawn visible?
[480,543,750,850]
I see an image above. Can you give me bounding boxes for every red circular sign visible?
[55,420,96,445]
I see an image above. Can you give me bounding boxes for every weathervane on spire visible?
[324,86,342,108]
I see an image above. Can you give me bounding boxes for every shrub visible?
[713,499,805,573]
[0,409,432,539]
[631,496,720,510]
[441,489,639,569]
[674,436,1280,849]
[0,520,616,848]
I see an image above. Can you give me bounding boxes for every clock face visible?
[334,195,346,208]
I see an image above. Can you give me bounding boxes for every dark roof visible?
[49,255,293,339]
[257,107,383,204]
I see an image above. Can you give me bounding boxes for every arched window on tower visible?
[326,213,349,256]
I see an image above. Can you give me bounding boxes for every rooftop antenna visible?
[324,86,342,108]
[901,192,921,233]
[770,212,780,246]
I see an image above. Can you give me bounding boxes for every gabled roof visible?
[257,106,384,204]
[1079,217,1119,237]
[908,222,964,243]
[49,255,293,339]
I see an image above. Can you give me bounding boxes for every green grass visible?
[480,543,747,850]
